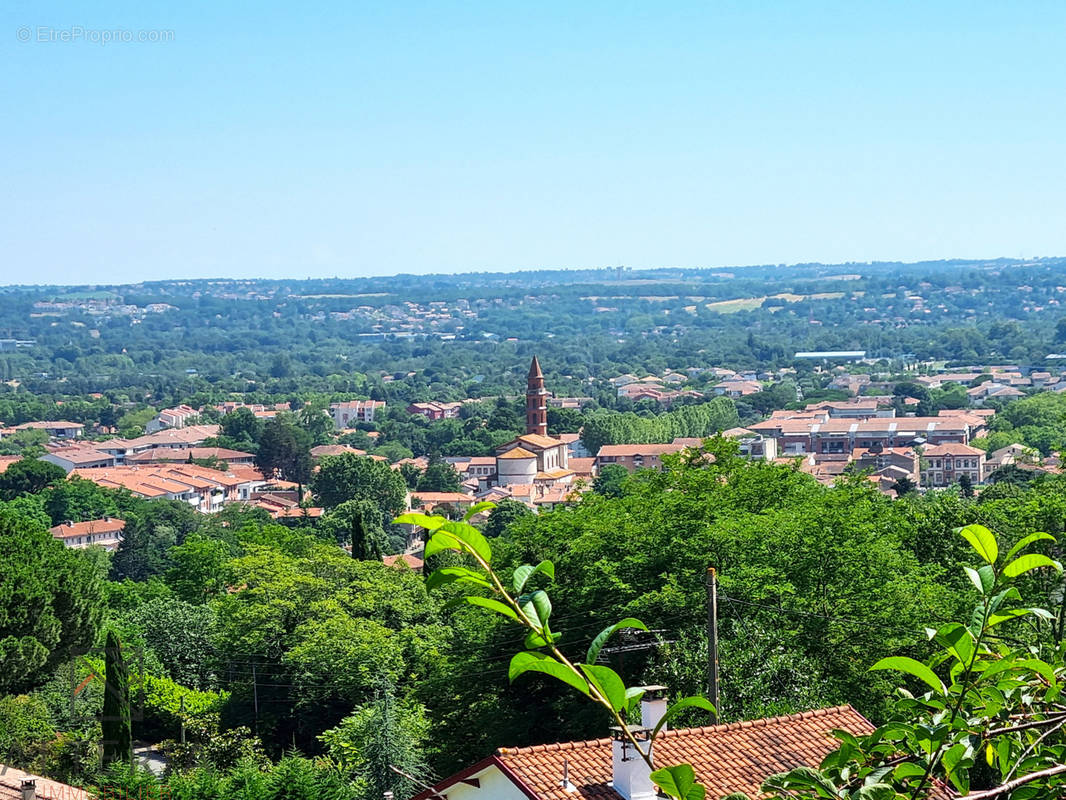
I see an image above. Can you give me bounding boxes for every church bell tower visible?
[526,355,548,436]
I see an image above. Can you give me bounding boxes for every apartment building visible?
[921,443,985,488]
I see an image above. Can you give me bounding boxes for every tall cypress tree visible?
[101,630,132,765]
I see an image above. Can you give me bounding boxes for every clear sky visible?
[3,1,1065,285]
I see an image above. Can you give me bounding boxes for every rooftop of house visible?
[411,491,477,504]
[0,764,88,800]
[13,420,84,430]
[852,445,917,456]
[126,446,253,463]
[41,444,114,465]
[923,443,985,457]
[310,444,367,458]
[597,439,701,458]
[271,506,324,518]
[49,517,126,538]
[568,457,596,476]
[383,553,424,570]
[415,705,873,800]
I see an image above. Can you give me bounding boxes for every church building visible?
[493,356,573,491]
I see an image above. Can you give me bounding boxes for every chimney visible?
[611,725,656,800]
[640,685,669,731]
[21,779,36,800]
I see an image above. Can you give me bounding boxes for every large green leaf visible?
[958,524,998,565]
[393,512,446,531]
[440,521,493,564]
[523,629,560,649]
[425,566,492,592]
[934,623,975,666]
[509,651,589,696]
[652,696,716,738]
[987,607,1053,628]
[519,590,553,630]
[513,560,556,594]
[963,565,995,596]
[1005,531,1056,561]
[870,656,945,695]
[424,530,463,558]
[651,764,706,800]
[462,501,496,521]
[624,687,646,719]
[1002,553,1062,579]
[463,596,519,622]
[586,617,648,664]
[579,663,627,711]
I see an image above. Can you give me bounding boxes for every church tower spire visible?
[525,355,548,436]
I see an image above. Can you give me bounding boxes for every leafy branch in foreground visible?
[763,524,1065,800]
[395,504,715,800]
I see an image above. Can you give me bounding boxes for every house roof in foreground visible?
[414,705,872,800]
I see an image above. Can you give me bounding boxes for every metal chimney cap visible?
[610,724,651,741]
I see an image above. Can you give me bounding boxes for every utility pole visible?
[705,566,720,724]
[179,695,186,744]
[252,664,259,734]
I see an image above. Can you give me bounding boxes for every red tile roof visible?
[923,443,984,457]
[0,764,87,800]
[415,705,873,800]
[383,553,424,570]
[498,447,537,460]
[49,518,125,539]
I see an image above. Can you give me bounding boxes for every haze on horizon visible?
[3,1,1065,286]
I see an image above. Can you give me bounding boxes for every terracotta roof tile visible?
[498,447,538,459]
[416,706,874,800]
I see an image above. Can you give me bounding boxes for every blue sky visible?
[3,1,1065,285]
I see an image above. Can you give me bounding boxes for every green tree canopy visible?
[0,507,105,693]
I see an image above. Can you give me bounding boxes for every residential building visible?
[71,464,265,512]
[383,553,424,572]
[310,443,367,460]
[986,443,1039,472]
[407,401,464,420]
[721,428,778,460]
[41,444,117,472]
[558,432,591,459]
[125,446,255,465]
[547,395,593,409]
[804,400,894,419]
[94,425,222,462]
[146,404,199,432]
[329,399,385,428]
[414,700,872,800]
[411,491,478,514]
[13,420,83,438]
[712,380,762,398]
[49,517,125,551]
[595,438,703,472]
[967,383,1025,405]
[921,443,986,488]
[749,412,983,456]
